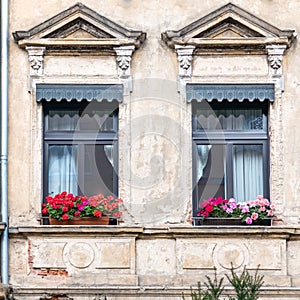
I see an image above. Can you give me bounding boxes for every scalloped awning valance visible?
[36,84,123,103]
[186,84,274,103]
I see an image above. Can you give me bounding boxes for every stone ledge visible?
[9,225,300,239]
[10,286,300,298]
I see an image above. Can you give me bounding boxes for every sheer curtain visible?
[48,145,78,195]
[233,145,263,202]
[196,145,211,182]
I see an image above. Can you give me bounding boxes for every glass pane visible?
[48,145,78,195]
[82,144,115,196]
[48,110,79,130]
[233,144,264,202]
[48,109,115,132]
[193,103,265,131]
[79,110,115,132]
[196,144,226,203]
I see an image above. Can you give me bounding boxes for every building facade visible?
[6,1,300,299]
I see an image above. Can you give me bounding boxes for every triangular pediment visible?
[13,2,146,53]
[162,3,295,53]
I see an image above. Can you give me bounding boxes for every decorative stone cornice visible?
[13,3,146,55]
[162,3,296,54]
[267,45,287,93]
[25,46,46,76]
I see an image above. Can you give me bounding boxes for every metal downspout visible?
[1,0,9,286]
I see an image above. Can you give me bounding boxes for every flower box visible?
[42,191,122,225]
[193,217,273,226]
[195,196,275,226]
[49,216,110,225]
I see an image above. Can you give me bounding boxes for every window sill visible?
[8,224,300,238]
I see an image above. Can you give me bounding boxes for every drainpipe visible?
[1,0,9,286]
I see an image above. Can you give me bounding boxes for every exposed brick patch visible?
[28,239,68,277]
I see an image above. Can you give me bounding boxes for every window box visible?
[49,216,110,225]
[193,217,273,226]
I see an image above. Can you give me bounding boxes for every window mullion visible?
[226,143,233,199]
[77,144,85,195]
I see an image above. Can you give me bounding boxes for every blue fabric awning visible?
[186,84,274,102]
[36,84,123,102]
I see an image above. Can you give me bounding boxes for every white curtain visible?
[48,145,78,195]
[233,145,263,202]
[196,145,211,182]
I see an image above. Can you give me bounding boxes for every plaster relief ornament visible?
[26,46,45,76]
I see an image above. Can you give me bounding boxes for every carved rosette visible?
[267,45,286,93]
[175,45,195,78]
[26,46,46,76]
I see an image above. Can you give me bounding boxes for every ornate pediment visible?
[13,2,146,53]
[162,3,296,54]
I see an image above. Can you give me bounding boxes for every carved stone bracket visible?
[175,45,195,93]
[267,45,286,94]
[114,46,135,95]
[26,46,46,76]
[175,45,195,78]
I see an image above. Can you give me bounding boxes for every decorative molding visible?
[36,84,123,103]
[26,46,45,76]
[114,46,134,78]
[175,45,195,94]
[175,45,195,78]
[114,46,135,94]
[13,3,146,54]
[162,3,296,53]
[186,84,274,103]
[267,45,286,93]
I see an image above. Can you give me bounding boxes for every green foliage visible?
[182,265,264,300]
[226,264,264,300]
[182,268,224,300]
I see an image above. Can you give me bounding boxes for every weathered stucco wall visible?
[7,0,300,299]
[8,0,300,226]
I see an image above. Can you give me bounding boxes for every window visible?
[42,96,119,198]
[192,97,270,215]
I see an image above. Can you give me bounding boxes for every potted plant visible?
[194,195,275,226]
[41,191,123,225]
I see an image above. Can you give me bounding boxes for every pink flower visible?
[221,205,228,211]
[251,212,259,220]
[226,208,233,214]
[270,203,275,210]
[267,210,274,216]
[259,206,266,212]
[245,217,253,224]
[241,206,249,213]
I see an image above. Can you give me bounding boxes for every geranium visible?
[42,191,123,221]
[197,195,275,225]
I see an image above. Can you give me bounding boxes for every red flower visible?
[93,210,102,217]
[42,207,48,215]
[74,211,81,217]
[62,206,69,212]
[62,214,69,220]
[205,205,214,213]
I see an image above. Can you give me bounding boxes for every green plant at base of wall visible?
[182,265,263,300]
[226,265,264,300]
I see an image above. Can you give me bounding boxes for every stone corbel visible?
[175,45,195,93]
[266,45,286,95]
[26,46,46,76]
[114,46,135,95]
